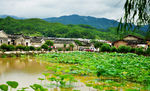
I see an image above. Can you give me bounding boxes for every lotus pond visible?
[37,52,150,91]
[0,52,150,91]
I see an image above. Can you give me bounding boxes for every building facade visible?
[113,35,148,49]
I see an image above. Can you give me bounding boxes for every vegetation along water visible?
[0,52,150,91]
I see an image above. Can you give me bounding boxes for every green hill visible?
[0,17,145,41]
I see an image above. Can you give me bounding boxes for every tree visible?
[29,46,35,51]
[69,43,74,51]
[7,45,15,51]
[41,44,48,51]
[0,44,8,52]
[93,41,104,48]
[118,0,150,40]
[45,40,54,46]
[16,45,25,51]
[124,0,150,25]
[63,43,66,51]
[74,40,82,50]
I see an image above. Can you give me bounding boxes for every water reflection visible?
[0,57,97,91]
[0,57,47,88]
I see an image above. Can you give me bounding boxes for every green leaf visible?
[38,78,44,81]
[30,84,48,91]
[6,81,19,88]
[0,84,8,91]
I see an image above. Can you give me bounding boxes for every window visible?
[0,40,2,43]
[8,41,10,45]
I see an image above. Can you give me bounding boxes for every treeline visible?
[0,17,145,41]
[0,40,74,52]
[93,41,150,56]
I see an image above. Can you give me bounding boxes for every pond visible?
[0,57,96,91]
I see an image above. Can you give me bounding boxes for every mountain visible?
[43,14,119,29]
[0,14,148,31]
[0,17,144,41]
[0,15,25,19]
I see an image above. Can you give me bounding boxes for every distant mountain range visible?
[43,14,119,29]
[0,14,149,31]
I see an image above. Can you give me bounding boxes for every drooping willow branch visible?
[118,0,150,32]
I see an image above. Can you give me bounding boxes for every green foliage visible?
[130,48,136,53]
[124,0,149,25]
[100,44,111,52]
[74,40,82,46]
[45,40,54,46]
[58,48,62,51]
[29,46,35,51]
[69,43,74,51]
[46,65,77,88]
[41,44,48,50]
[48,48,52,51]
[117,46,131,53]
[7,45,15,51]
[135,48,144,55]
[0,44,8,51]
[0,84,8,91]
[111,46,117,52]
[64,44,66,48]
[30,84,48,91]
[38,52,150,86]
[146,47,150,55]
[93,41,103,48]
[0,17,145,41]
[6,81,18,88]
[16,45,25,51]
[24,46,30,51]
[96,66,106,77]
[66,48,70,51]
[36,47,41,51]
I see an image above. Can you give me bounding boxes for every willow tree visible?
[118,0,150,40]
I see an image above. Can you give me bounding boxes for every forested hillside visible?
[44,14,119,29]
[0,17,145,41]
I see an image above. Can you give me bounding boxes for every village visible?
[0,30,149,53]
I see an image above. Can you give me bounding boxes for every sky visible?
[0,0,125,20]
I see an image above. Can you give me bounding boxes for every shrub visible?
[135,48,144,55]
[111,46,117,52]
[29,46,35,51]
[45,40,54,46]
[48,48,52,51]
[36,47,41,51]
[24,46,30,51]
[146,47,150,55]
[130,48,136,53]
[93,42,103,48]
[58,48,62,51]
[101,44,111,52]
[69,43,74,51]
[7,45,15,51]
[41,44,48,50]
[74,40,82,46]
[0,44,8,51]
[66,48,70,51]
[16,45,25,51]
[117,46,131,53]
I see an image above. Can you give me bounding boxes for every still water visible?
[0,57,47,88]
[0,57,96,91]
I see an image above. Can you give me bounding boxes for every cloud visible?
[0,0,125,20]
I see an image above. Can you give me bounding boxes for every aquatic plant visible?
[0,84,8,91]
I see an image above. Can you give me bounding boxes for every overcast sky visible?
[0,0,125,20]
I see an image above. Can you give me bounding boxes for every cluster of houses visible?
[0,30,149,51]
[113,35,149,49]
[0,30,92,50]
